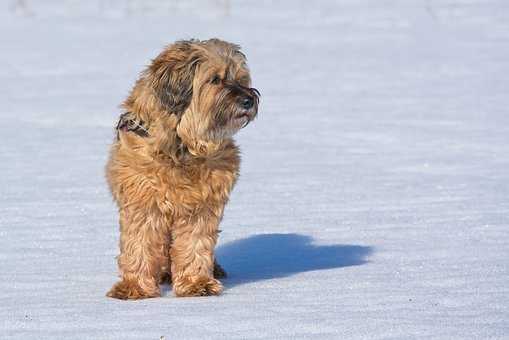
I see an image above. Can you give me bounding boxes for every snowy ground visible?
[1,1,509,339]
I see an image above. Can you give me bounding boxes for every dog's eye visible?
[210,75,221,85]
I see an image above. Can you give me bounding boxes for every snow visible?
[1,0,509,339]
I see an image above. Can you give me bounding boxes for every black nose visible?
[241,96,254,110]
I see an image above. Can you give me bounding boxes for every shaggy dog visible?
[106,39,259,299]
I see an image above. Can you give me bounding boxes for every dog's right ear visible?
[148,40,201,115]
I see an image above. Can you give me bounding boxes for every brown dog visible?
[105,39,259,299]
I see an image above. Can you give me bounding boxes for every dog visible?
[105,39,259,299]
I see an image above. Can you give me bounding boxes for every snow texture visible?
[1,0,508,339]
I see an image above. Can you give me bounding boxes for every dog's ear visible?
[148,40,201,115]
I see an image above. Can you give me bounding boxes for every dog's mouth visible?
[233,87,259,126]
[235,112,251,120]
[213,86,259,133]
[234,111,256,129]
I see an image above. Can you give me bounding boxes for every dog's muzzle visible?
[237,87,260,125]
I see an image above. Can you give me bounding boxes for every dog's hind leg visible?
[107,208,169,300]
[213,260,227,279]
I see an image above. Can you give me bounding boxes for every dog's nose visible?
[241,96,254,110]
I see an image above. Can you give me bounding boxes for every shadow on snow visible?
[216,233,373,287]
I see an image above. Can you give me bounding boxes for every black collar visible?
[116,112,149,138]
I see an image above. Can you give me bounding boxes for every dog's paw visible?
[107,279,160,300]
[213,262,227,279]
[173,276,223,297]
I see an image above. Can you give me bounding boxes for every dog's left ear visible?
[148,40,202,115]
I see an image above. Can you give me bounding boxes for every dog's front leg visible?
[170,215,222,297]
[107,208,168,300]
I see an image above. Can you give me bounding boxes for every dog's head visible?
[147,39,259,147]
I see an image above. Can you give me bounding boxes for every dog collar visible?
[116,112,149,139]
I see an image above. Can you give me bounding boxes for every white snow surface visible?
[1,1,508,339]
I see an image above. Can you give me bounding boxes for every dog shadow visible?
[216,233,373,287]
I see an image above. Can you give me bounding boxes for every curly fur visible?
[106,39,259,299]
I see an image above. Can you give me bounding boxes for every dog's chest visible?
[191,163,238,198]
[157,158,239,216]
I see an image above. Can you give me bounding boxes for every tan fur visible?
[106,39,258,299]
